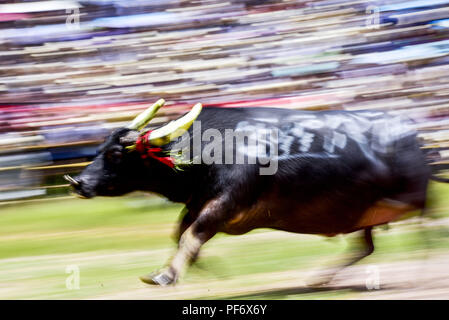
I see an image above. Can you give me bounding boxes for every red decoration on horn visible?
[135,130,175,168]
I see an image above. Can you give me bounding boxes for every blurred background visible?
[1,0,449,299]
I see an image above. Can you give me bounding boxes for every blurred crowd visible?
[1,0,449,202]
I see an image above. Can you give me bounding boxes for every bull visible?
[64,99,448,286]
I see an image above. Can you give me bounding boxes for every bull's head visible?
[64,99,202,198]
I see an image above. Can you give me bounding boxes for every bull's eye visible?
[106,146,123,165]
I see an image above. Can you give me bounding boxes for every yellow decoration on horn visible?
[127,99,165,131]
[148,103,202,146]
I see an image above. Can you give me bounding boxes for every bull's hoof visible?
[140,269,176,286]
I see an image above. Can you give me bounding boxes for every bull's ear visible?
[147,103,202,146]
[127,98,165,131]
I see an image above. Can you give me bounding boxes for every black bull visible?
[67,107,446,286]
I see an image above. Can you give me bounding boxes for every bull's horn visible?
[127,99,165,131]
[147,103,202,146]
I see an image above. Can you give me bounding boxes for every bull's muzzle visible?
[64,174,92,199]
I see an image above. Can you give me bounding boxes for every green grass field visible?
[1,182,449,300]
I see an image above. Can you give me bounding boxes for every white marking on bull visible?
[278,132,294,156]
[301,119,325,130]
[288,123,304,137]
[299,132,315,152]
[324,131,347,153]
[286,114,317,121]
[253,117,279,124]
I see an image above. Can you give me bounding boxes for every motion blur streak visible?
[0,0,449,299]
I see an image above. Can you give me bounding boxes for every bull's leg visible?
[140,198,225,286]
[171,207,203,266]
[174,207,196,243]
[307,227,374,286]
